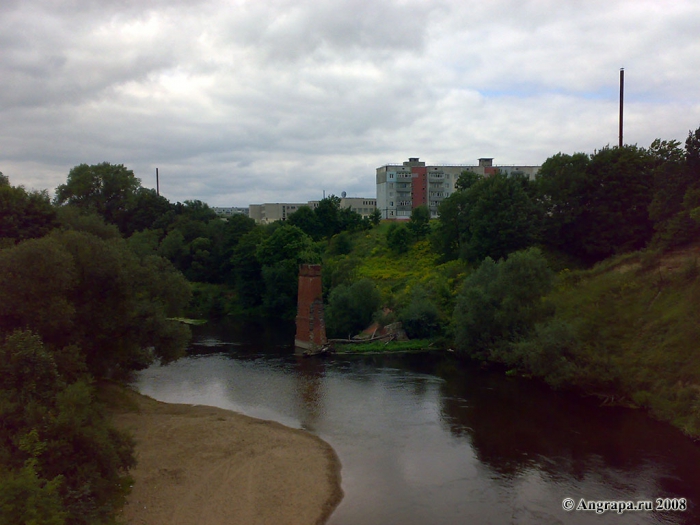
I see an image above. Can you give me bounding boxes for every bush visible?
[453,248,554,360]
[386,223,411,254]
[510,319,580,388]
[399,288,442,339]
[326,279,381,338]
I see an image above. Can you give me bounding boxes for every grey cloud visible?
[1,0,699,208]
[218,0,444,62]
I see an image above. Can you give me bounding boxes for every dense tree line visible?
[434,128,700,267]
[437,126,700,407]
[1,175,193,522]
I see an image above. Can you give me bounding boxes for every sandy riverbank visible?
[110,387,343,525]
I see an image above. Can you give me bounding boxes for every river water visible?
[133,321,700,524]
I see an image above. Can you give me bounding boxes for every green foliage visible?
[55,163,141,232]
[0,459,67,525]
[399,288,441,339]
[0,235,77,343]
[353,231,462,321]
[0,231,191,378]
[536,145,654,263]
[510,319,580,388]
[127,228,162,259]
[454,170,482,191]
[121,188,174,236]
[534,151,590,257]
[489,245,700,436]
[432,190,469,261]
[386,222,411,254]
[260,260,300,319]
[158,228,186,262]
[286,206,321,239]
[322,254,360,295]
[326,279,381,338]
[250,225,320,318]
[328,231,353,256]
[649,128,700,250]
[314,196,343,239]
[186,282,230,319]
[287,196,368,241]
[460,173,540,262]
[407,205,430,239]
[453,248,554,360]
[256,225,317,266]
[56,206,122,240]
[0,177,58,243]
[230,228,267,310]
[0,330,134,525]
[434,173,538,263]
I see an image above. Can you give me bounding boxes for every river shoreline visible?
[109,386,343,525]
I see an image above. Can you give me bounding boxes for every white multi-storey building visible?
[376,157,540,220]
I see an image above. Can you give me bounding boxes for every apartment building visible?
[376,157,540,219]
[248,197,377,224]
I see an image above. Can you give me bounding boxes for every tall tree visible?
[536,145,654,263]
[460,173,540,263]
[314,196,342,239]
[55,163,141,232]
[286,206,321,240]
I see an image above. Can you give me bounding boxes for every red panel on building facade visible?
[411,166,428,208]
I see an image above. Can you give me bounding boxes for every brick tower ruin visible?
[295,264,327,354]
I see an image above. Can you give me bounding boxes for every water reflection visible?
[133,322,700,525]
[294,355,325,432]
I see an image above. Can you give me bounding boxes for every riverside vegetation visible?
[1,126,700,523]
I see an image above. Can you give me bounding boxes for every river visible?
[132,320,700,524]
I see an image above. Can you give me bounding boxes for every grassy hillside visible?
[325,222,469,325]
[542,246,700,436]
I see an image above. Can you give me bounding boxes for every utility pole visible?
[619,68,624,148]
[156,168,160,196]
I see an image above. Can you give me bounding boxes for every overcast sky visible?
[2,0,699,206]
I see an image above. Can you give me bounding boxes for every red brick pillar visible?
[295,264,327,353]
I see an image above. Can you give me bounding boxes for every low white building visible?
[211,206,249,217]
[248,198,377,224]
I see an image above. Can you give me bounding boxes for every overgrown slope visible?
[538,246,700,436]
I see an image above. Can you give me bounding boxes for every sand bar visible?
[110,387,343,525]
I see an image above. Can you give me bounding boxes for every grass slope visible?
[547,246,700,436]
